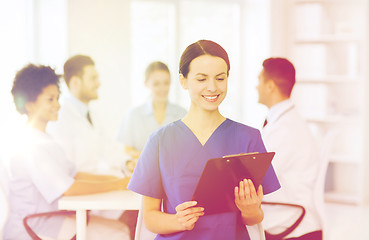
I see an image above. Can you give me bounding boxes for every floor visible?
[325,202,369,240]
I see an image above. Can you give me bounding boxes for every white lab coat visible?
[47,93,128,175]
[261,99,322,238]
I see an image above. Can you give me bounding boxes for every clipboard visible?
[191,152,275,215]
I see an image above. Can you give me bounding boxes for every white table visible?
[58,190,141,240]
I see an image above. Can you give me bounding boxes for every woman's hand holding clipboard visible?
[191,152,275,215]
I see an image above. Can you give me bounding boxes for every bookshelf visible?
[284,0,368,204]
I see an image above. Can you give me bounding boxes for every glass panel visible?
[0,0,31,146]
[131,1,176,106]
[0,0,67,148]
[130,0,271,125]
[179,0,241,119]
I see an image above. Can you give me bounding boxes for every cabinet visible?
[285,0,368,204]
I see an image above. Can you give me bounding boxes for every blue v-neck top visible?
[128,119,280,240]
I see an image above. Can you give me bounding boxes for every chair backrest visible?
[313,129,336,240]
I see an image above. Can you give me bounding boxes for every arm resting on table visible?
[63,172,130,196]
[75,171,122,181]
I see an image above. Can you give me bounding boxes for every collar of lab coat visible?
[63,92,89,117]
[266,99,294,125]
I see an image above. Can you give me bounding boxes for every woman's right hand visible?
[175,201,204,231]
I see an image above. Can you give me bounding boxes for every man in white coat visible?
[48,55,128,174]
[47,55,136,239]
[257,58,323,239]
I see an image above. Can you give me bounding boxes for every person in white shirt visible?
[116,61,186,173]
[256,58,323,239]
[3,64,130,240]
[47,55,128,174]
[47,55,137,238]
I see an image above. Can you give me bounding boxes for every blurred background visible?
[0,0,368,238]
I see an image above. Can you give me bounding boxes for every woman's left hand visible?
[234,179,263,220]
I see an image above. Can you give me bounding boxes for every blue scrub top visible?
[128,119,280,240]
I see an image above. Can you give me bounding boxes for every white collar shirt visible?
[47,93,127,174]
[66,93,90,122]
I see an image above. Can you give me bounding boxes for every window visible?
[0,0,67,148]
[0,0,33,146]
[130,1,176,105]
[131,0,271,126]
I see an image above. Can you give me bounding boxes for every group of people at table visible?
[1,40,323,240]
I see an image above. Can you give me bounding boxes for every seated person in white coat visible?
[256,58,323,239]
[3,64,130,240]
[116,61,186,173]
[47,55,128,174]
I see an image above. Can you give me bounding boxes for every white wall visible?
[269,0,289,57]
[364,2,369,204]
[67,0,132,139]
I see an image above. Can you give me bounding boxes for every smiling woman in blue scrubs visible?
[128,40,280,240]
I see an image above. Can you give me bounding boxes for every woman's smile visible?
[202,94,220,102]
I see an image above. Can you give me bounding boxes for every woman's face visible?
[27,84,60,122]
[145,70,171,103]
[181,55,228,112]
